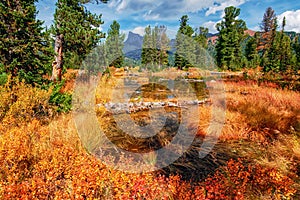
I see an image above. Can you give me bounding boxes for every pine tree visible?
[215,6,247,71]
[151,26,159,66]
[245,37,259,68]
[292,36,300,72]
[279,34,292,71]
[0,0,52,84]
[194,27,209,68]
[260,7,276,33]
[207,40,216,62]
[278,17,292,71]
[263,15,292,72]
[141,25,170,71]
[174,15,195,70]
[257,7,277,61]
[141,25,153,67]
[51,0,106,81]
[194,27,208,49]
[156,25,170,68]
[265,33,280,72]
[105,20,125,68]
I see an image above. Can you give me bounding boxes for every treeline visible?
[140,6,300,74]
[135,16,214,71]
[1,1,300,86]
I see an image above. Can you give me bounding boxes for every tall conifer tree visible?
[51,0,107,81]
[0,0,52,84]
[257,7,277,67]
[105,20,125,68]
[194,27,209,68]
[293,36,300,72]
[141,25,169,71]
[141,25,153,67]
[245,37,259,68]
[174,15,195,70]
[215,6,247,71]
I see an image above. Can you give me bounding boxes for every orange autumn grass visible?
[0,74,299,199]
[0,114,297,199]
[222,81,300,142]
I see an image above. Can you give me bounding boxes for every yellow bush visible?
[0,78,55,127]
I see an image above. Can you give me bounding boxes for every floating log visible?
[97,99,210,115]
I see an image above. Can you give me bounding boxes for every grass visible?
[225,81,300,139]
[94,72,299,194]
[0,70,299,199]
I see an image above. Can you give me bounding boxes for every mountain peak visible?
[123,31,144,59]
[126,31,143,45]
[128,31,142,37]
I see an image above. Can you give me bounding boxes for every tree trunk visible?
[51,33,63,81]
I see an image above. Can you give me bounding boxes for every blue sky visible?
[36,0,300,39]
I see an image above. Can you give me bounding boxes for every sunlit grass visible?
[0,72,299,199]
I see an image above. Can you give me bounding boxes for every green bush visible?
[0,73,8,85]
[48,81,72,113]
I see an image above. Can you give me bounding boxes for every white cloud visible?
[252,25,260,32]
[143,10,160,20]
[278,10,300,32]
[107,0,247,21]
[205,0,246,16]
[132,26,146,36]
[108,0,121,8]
[183,0,215,13]
[116,0,128,12]
[202,21,219,33]
[109,0,156,13]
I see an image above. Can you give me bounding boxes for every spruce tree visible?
[0,0,52,84]
[207,40,216,61]
[245,37,259,68]
[260,7,276,33]
[279,34,292,71]
[151,26,160,66]
[194,27,209,68]
[194,27,208,49]
[141,25,169,71]
[292,36,300,72]
[278,17,292,71]
[257,7,277,63]
[105,20,125,68]
[263,15,292,72]
[51,0,106,81]
[174,15,195,70]
[215,6,247,71]
[141,25,153,67]
[157,26,170,68]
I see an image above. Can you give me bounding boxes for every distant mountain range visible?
[123,30,299,60]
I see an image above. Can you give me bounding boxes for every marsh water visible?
[101,74,208,149]
[90,73,231,180]
[115,75,207,103]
